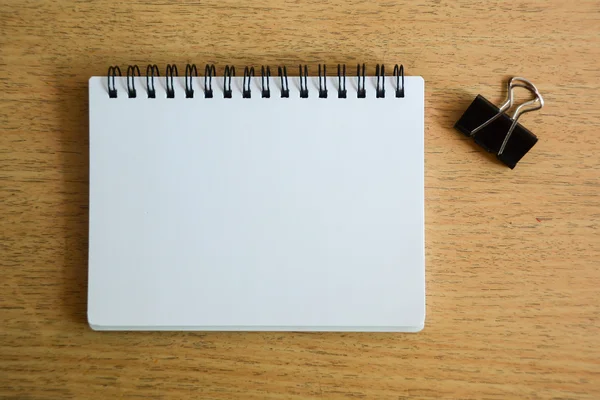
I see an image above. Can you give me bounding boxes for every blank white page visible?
[88,73,425,331]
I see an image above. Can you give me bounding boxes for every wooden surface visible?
[1,0,599,398]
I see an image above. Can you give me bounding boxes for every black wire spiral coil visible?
[106,64,405,99]
[146,64,159,98]
[165,64,178,99]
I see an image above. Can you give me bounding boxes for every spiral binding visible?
[146,64,159,98]
[337,64,347,99]
[357,63,366,98]
[243,67,254,98]
[106,64,406,99]
[185,64,198,98]
[204,64,215,98]
[299,65,309,98]
[261,66,271,98]
[107,66,121,98]
[375,64,385,98]
[278,66,289,98]
[393,64,405,98]
[165,64,178,99]
[127,65,141,98]
[224,65,235,98]
[318,64,328,98]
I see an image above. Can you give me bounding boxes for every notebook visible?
[88,64,425,332]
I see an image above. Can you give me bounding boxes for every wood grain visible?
[1,0,599,398]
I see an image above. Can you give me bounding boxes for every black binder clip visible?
[454,77,544,169]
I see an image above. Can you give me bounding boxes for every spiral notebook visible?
[88,64,425,332]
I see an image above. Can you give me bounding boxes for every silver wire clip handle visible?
[454,77,544,169]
